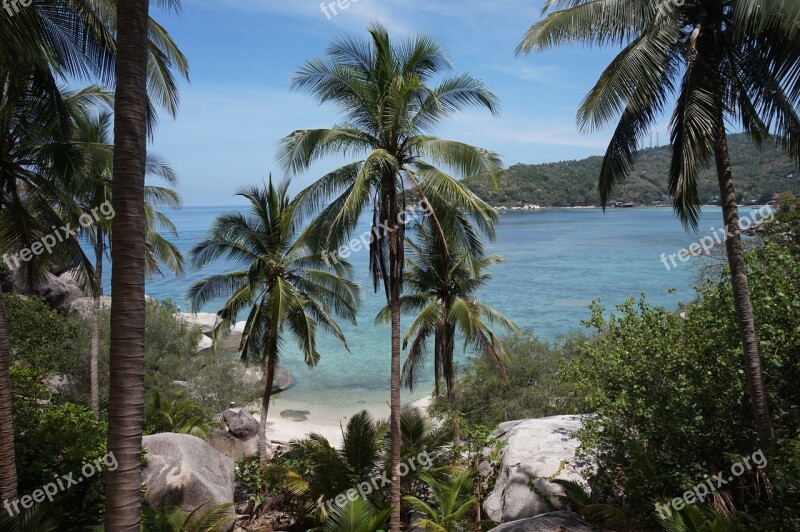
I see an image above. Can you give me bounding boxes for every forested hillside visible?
[465,134,800,207]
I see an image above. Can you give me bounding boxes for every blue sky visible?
[148,0,669,206]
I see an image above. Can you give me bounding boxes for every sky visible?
[146,0,670,206]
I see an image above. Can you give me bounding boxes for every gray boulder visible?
[19,271,85,311]
[489,511,602,531]
[483,416,588,523]
[208,428,259,461]
[142,433,235,525]
[179,312,220,335]
[67,296,112,319]
[222,408,259,439]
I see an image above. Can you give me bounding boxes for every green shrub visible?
[454,333,581,427]
[6,295,83,376]
[566,242,800,528]
[11,368,108,529]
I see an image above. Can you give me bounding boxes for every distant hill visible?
[464,133,800,207]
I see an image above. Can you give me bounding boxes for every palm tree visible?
[517,0,800,449]
[71,109,184,417]
[105,0,153,526]
[278,408,451,527]
[318,499,392,532]
[188,180,360,468]
[0,74,109,500]
[377,220,519,410]
[402,467,478,532]
[1,0,187,507]
[280,24,502,530]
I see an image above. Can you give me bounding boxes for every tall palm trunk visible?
[712,114,774,450]
[442,323,456,411]
[388,193,403,532]
[258,352,276,468]
[105,0,150,527]
[90,231,103,418]
[0,290,18,501]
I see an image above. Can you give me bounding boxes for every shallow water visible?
[108,206,745,411]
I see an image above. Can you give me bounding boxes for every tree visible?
[188,180,360,468]
[280,24,502,530]
[71,109,184,417]
[1,0,187,506]
[377,220,519,410]
[402,468,478,532]
[105,0,152,526]
[517,0,800,449]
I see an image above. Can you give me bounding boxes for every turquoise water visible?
[109,206,740,410]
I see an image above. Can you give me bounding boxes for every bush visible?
[453,333,580,427]
[11,368,107,529]
[566,242,800,528]
[5,295,84,376]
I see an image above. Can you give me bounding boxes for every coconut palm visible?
[70,109,184,417]
[0,73,111,500]
[377,219,519,410]
[402,467,478,532]
[280,24,502,530]
[105,0,154,525]
[1,0,188,509]
[188,180,360,468]
[517,0,800,449]
[277,408,451,527]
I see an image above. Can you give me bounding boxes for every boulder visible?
[67,296,112,319]
[489,511,602,531]
[196,334,213,352]
[19,271,85,311]
[142,433,235,526]
[222,408,259,439]
[483,415,587,523]
[179,312,220,334]
[208,428,259,461]
[41,374,77,395]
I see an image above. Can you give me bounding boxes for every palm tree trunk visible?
[712,117,774,450]
[258,354,276,468]
[433,330,441,397]
[443,323,456,411]
[90,232,103,418]
[105,0,150,527]
[0,290,18,501]
[388,196,403,532]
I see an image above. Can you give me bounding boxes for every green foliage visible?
[465,134,800,207]
[140,500,238,532]
[270,409,451,528]
[454,333,580,427]
[402,467,480,532]
[314,498,391,532]
[0,502,60,532]
[566,243,800,527]
[143,389,220,440]
[11,369,108,529]
[765,191,800,257]
[5,295,82,376]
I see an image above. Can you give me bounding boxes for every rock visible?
[273,366,293,392]
[67,296,112,319]
[222,408,259,439]
[489,511,603,531]
[280,409,310,422]
[208,428,259,461]
[41,374,76,395]
[196,334,213,352]
[179,312,220,334]
[18,270,85,311]
[483,415,588,523]
[142,433,235,527]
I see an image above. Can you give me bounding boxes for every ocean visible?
[110,206,746,415]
